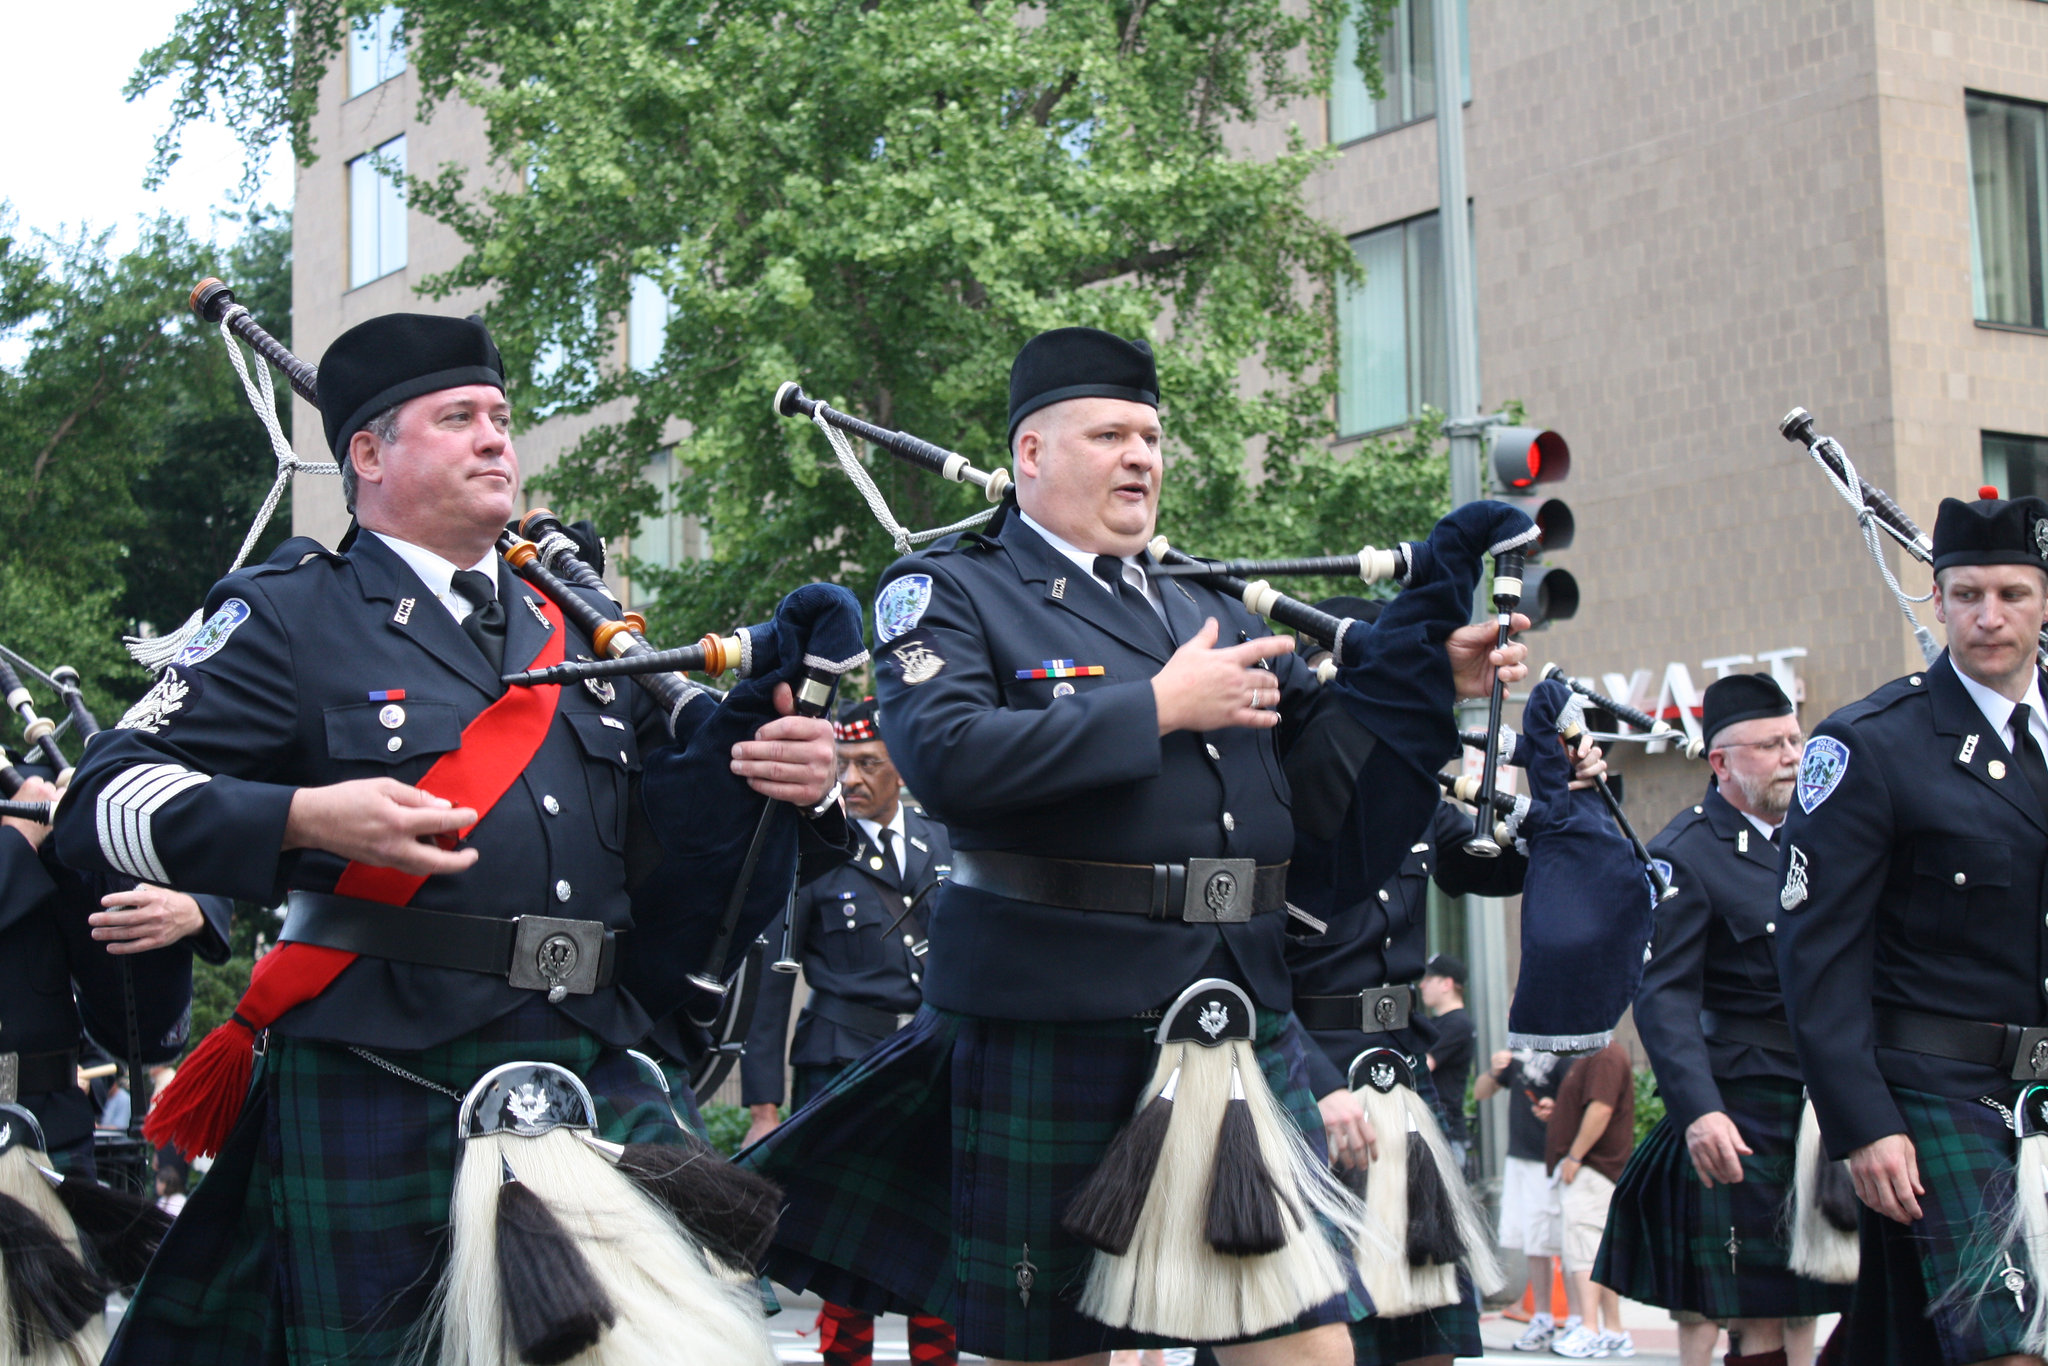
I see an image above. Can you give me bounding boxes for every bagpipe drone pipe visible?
[1498,679,1660,1054]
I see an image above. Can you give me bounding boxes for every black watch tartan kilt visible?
[1845,1084,2039,1366]
[1595,1074,1852,1321]
[104,1000,702,1366]
[739,1003,1370,1360]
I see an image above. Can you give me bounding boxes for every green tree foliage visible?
[0,209,294,731]
[135,0,1441,644]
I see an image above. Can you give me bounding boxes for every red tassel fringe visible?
[143,1018,257,1160]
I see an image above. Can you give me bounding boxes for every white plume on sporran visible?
[426,1064,775,1366]
[1785,1098,1858,1286]
[0,1107,111,1366]
[1063,980,1376,1340]
[1346,1049,1502,1318]
[1929,1084,2048,1355]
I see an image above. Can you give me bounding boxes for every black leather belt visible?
[807,992,916,1038]
[0,1048,76,1101]
[1874,1007,2048,1082]
[952,850,1286,923]
[1296,985,1418,1035]
[282,890,617,1001]
[1698,1009,1795,1056]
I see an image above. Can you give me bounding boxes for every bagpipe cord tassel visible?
[1075,1037,1370,1341]
[0,1146,110,1366]
[1785,1099,1859,1287]
[434,1128,778,1366]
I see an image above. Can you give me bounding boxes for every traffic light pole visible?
[1432,0,1512,1191]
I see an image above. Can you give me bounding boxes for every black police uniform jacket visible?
[1290,799,1525,1100]
[1636,782,1802,1134]
[870,514,1434,1022]
[1777,652,2048,1159]
[1,803,230,1154]
[739,803,953,1104]
[53,532,806,1054]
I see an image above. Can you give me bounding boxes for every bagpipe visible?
[1454,678,1661,1053]
[1781,404,2048,669]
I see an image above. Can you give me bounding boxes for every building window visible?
[626,448,707,608]
[1968,91,2048,329]
[348,136,407,288]
[347,7,406,99]
[1984,431,2048,499]
[1330,0,1470,146]
[627,275,673,374]
[1337,211,1450,437]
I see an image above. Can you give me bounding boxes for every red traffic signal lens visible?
[1488,427,1572,490]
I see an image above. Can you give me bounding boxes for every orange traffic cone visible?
[1503,1258,1569,1323]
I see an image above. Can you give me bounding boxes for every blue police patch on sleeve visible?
[1651,858,1674,886]
[875,574,933,644]
[1796,736,1850,814]
[175,598,252,666]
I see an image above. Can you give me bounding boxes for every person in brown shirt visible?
[1544,1041,1637,1358]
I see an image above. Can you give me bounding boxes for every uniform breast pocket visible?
[1904,837,2013,954]
[1722,913,1782,992]
[1001,665,1115,711]
[322,702,464,774]
[819,892,881,973]
[565,712,639,852]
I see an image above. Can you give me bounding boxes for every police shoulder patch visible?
[875,574,934,644]
[1796,735,1850,813]
[176,598,252,666]
[1651,858,1675,888]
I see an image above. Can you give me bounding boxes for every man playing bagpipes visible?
[51,310,861,1365]
[2,753,230,1363]
[1597,673,1853,1366]
[740,325,1540,1364]
[1777,490,2048,1366]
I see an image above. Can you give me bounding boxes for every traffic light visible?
[1488,426,1578,629]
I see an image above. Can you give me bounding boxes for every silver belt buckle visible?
[1358,986,1412,1034]
[2014,1026,2048,1081]
[0,1053,16,1105]
[509,916,606,1002]
[1183,858,1256,924]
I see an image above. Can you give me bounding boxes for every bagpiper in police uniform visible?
[1,761,229,1363]
[741,326,1537,1365]
[1596,673,1853,1366]
[741,694,959,1366]
[51,311,852,1365]
[1777,490,2048,1366]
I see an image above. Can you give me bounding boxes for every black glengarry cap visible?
[1931,490,2048,575]
[1701,672,1793,748]
[1008,327,1158,440]
[834,695,880,743]
[318,313,505,459]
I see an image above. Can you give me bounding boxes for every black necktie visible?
[2012,703,2048,819]
[450,569,506,674]
[1094,554,1172,652]
[877,826,899,880]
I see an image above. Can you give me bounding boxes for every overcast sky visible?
[3,0,291,257]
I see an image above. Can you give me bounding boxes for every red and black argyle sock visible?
[1725,1351,1789,1366]
[816,1302,874,1366]
[906,1313,958,1365]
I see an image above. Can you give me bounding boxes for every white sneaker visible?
[1549,1323,1609,1358]
[1512,1313,1560,1351]
[1595,1330,1635,1358]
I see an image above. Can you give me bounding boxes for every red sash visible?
[147,598,568,1158]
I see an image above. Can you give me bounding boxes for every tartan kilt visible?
[1595,1075,1851,1320]
[106,1000,698,1366]
[739,1003,1370,1360]
[1845,1085,2036,1366]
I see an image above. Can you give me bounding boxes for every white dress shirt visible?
[1949,656,2048,759]
[371,531,499,625]
[855,804,909,879]
[1018,510,1166,622]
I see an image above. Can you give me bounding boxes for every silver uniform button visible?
[1222,812,1235,831]
[379,704,406,729]
[386,735,403,752]
[1384,936,1393,949]
[903,934,915,946]
[1378,890,1390,902]
[555,880,572,903]
[910,972,921,984]
[1954,872,1967,886]
[1766,921,1776,933]
[543,795,560,816]
[1205,743,1221,760]
[902,894,913,906]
